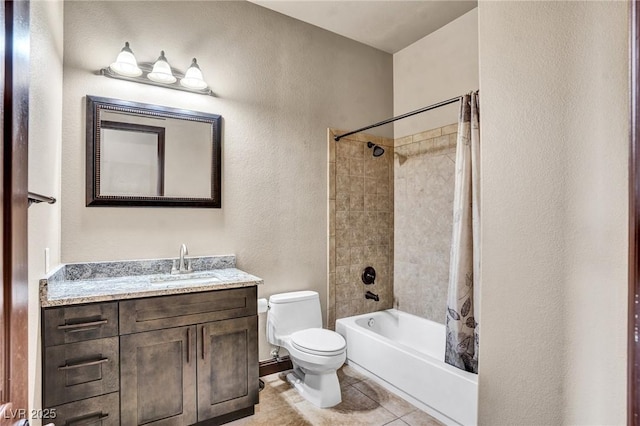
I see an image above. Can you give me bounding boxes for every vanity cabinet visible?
[42,286,258,426]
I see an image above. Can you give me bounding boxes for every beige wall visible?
[394,124,457,323]
[62,1,392,360]
[28,0,64,420]
[328,130,394,329]
[393,8,478,138]
[478,1,628,424]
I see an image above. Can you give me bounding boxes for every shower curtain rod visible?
[333,95,462,142]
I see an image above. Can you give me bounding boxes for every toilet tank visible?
[267,291,322,346]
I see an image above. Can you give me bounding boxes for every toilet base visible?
[286,368,342,408]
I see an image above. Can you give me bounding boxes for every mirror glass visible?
[86,96,221,207]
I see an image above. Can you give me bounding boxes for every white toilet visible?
[267,291,346,408]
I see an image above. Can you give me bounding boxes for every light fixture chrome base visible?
[100,63,214,97]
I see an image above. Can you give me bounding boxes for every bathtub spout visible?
[365,291,379,302]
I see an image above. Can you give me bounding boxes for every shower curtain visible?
[445,91,480,374]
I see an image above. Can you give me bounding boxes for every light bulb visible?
[147,51,176,84]
[109,42,142,77]
[180,58,208,90]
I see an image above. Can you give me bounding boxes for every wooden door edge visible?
[630,1,640,425]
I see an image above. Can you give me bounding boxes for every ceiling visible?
[248,1,477,54]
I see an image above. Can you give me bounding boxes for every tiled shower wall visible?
[394,124,458,324]
[327,130,394,329]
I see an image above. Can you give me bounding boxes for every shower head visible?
[367,141,385,157]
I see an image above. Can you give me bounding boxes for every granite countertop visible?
[40,255,263,307]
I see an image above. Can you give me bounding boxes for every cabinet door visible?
[120,326,197,425]
[197,316,258,421]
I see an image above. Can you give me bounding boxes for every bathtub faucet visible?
[365,291,379,302]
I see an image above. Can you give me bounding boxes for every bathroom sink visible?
[149,271,221,285]
[148,276,221,287]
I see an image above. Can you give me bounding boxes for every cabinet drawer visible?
[44,337,119,407]
[119,286,257,334]
[43,302,118,347]
[47,392,119,426]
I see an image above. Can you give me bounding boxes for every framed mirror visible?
[86,95,221,207]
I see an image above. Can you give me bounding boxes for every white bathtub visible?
[335,309,477,425]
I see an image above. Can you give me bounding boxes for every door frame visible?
[0,0,29,421]
[630,1,640,425]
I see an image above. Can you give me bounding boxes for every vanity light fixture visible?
[147,51,176,84]
[180,58,208,90]
[109,42,142,77]
[100,42,213,96]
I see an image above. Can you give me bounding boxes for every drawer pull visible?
[186,328,191,364]
[58,319,108,332]
[67,413,109,425]
[202,325,206,360]
[58,357,109,371]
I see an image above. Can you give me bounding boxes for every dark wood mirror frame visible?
[86,95,222,208]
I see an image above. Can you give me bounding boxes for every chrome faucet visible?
[171,243,193,274]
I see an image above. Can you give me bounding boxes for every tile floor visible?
[228,365,444,426]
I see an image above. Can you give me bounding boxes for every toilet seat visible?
[290,328,346,357]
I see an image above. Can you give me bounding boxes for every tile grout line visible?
[352,378,420,419]
[344,383,400,424]
[254,371,439,426]
[383,419,410,426]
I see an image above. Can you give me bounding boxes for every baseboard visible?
[196,406,254,425]
[259,356,292,377]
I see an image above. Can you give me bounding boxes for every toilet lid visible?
[290,328,346,356]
